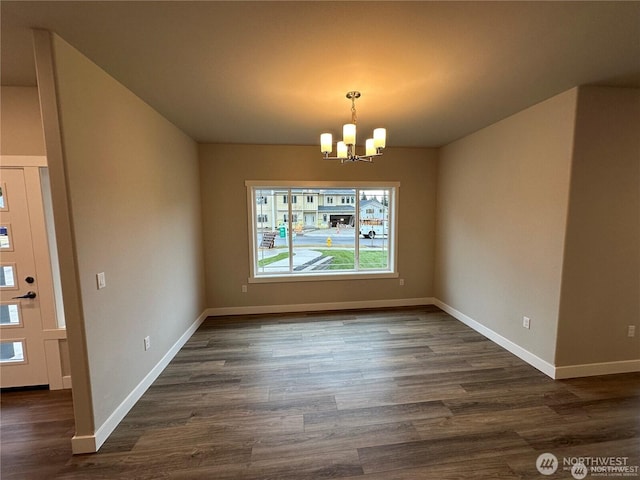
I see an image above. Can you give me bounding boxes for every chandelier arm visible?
[323,152,382,162]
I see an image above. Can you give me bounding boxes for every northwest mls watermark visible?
[536,453,639,478]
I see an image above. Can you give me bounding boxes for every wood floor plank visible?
[303,400,452,432]
[250,421,422,461]
[412,405,564,440]
[338,457,521,480]
[357,430,535,474]
[334,383,468,410]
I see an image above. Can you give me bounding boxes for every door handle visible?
[12,291,37,299]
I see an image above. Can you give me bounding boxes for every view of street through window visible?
[249,186,396,277]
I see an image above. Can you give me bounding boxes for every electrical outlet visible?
[399,278,405,286]
[628,325,636,337]
[241,285,248,293]
[96,272,106,289]
[523,316,531,329]
[144,336,151,351]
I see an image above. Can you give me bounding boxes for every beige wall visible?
[199,144,437,309]
[0,86,45,155]
[49,35,206,430]
[434,89,578,365]
[556,87,640,366]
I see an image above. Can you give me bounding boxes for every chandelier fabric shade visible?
[321,91,386,163]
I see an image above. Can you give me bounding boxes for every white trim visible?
[0,155,47,167]
[245,180,401,188]
[205,297,435,317]
[43,328,67,340]
[554,359,640,379]
[70,435,97,455]
[249,272,399,284]
[70,310,208,454]
[433,299,557,378]
[247,183,400,281]
[62,375,72,389]
[44,339,63,390]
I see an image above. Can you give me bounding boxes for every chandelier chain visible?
[351,97,357,124]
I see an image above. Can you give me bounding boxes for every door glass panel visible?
[0,225,11,249]
[0,304,21,326]
[0,265,16,287]
[0,340,25,363]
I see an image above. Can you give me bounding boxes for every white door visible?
[0,168,49,387]
[304,214,315,227]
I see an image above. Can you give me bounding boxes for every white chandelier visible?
[321,91,386,163]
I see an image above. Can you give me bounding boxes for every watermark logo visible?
[535,453,639,478]
[537,453,559,475]
[571,462,588,480]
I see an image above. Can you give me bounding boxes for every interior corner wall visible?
[49,34,206,436]
[0,86,45,155]
[555,86,640,367]
[199,144,437,311]
[434,88,578,366]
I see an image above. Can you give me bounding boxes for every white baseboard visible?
[62,375,72,389]
[432,299,557,378]
[71,310,208,455]
[204,297,435,317]
[554,359,640,379]
[433,299,640,380]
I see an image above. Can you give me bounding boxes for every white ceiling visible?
[2,1,639,147]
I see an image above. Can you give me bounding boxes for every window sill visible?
[248,271,399,284]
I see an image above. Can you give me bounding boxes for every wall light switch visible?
[97,272,106,289]
[523,316,531,329]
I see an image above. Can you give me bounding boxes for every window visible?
[247,182,398,281]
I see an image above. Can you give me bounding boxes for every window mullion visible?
[355,188,360,271]
[287,188,293,273]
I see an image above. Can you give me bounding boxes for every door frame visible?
[1,155,68,389]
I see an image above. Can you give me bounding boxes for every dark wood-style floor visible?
[2,306,639,479]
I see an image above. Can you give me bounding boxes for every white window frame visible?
[246,180,399,283]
